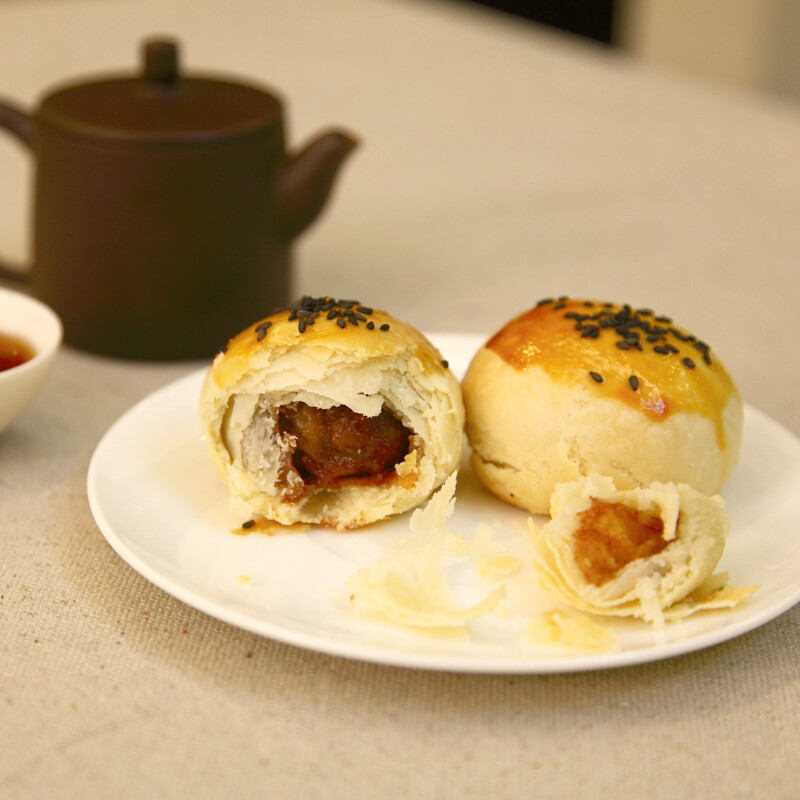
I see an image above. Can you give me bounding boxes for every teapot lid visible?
[38,39,282,143]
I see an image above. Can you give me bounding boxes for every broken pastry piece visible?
[529,474,756,627]
[199,296,464,529]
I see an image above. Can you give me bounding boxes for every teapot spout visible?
[271,129,358,240]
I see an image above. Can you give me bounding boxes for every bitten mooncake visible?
[199,296,465,529]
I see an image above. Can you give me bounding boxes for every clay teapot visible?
[0,38,357,359]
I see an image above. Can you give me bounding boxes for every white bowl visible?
[0,287,63,434]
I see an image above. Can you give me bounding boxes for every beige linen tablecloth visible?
[1,1,799,797]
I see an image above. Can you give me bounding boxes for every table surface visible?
[2,0,799,797]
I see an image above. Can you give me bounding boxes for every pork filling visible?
[277,401,412,498]
[573,500,668,586]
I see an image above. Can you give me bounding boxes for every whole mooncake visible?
[462,298,743,515]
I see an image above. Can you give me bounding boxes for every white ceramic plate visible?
[87,333,800,673]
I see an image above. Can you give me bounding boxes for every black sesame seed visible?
[683,357,696,369]
[380,323,390,331]
[298,318,307,333]
[693,340,712,364]
[366,321,375,330]
[629,375,639,390]
[242,520,255,530]
[441,360,449,368]
[544,300,716,371]
[537,298,554,306]
[265,297,384,334]
[589,371,603,383]
[336,318,347,328]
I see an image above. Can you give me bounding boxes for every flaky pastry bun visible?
[199,296,465,529]
[528,474,756,627]
[462,298,743,514]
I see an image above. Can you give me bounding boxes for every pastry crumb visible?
[526,610,618,652]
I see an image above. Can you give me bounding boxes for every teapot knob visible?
[143,39,180,86]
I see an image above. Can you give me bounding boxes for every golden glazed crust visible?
[462,299,743,514]
[199,297,465,529]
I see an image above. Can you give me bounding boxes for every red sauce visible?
[0,333,35,372]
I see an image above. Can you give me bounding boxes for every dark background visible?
[465,0,618,45]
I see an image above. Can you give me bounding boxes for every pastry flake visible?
[346,473,506,628]
[526,610,619,652]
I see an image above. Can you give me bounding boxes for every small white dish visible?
[0,286,63,434]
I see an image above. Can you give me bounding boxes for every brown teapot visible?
[0,38,357,359]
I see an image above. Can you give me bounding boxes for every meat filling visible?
[277,401,412,496]
[573,500,668,586]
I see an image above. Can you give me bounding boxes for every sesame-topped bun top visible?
[462,297,743,515]
[208,295,447,393]
[486,297,738,443]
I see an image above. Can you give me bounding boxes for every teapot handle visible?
[0,99,34,284]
